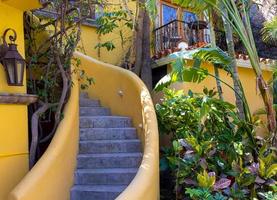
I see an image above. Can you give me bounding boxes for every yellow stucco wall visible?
[7,51,159,200]
[0,1,40,199]
[2,0,41,11]
[78,0,135,66]
[76,52,159,200]
[153,61,272,114]
[8,70,79,200]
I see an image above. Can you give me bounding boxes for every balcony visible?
[153,19,210,59]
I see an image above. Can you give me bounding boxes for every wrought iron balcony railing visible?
[153,19,210,58]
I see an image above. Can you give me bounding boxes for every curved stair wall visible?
[8,72,79,200]
[7,51,159,200]
[75,52,159,200]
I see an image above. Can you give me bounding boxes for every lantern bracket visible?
[0,28,25,86]
[0,28,17,61]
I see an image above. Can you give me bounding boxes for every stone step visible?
[79,92,89,99]
[80,116,132,128]
[74,168,137,185]
[80,107,111,116]
[80,128,137,140]
[70,185,126,200]
[79,98,100,107]
[79,139,141,154]
[77,153,142,169]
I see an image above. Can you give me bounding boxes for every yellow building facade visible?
[0,0,274,200]
[75,0,274,115]
[0,1,41,199]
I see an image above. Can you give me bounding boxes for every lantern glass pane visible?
[6,60,15,84]
[16,61,24,84]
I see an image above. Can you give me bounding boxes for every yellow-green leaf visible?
[266,164,277,178]
[259,158,266,177]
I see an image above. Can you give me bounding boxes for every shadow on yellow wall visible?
[0,1,40,199]
[78,0,136,66]
[153,61,272,114]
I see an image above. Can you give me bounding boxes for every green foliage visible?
[154,47,233,92]
[258,191,277,200]
[96,10,133,35]
[154,57,209,92]
[185,188,213,200]
[197,170,216,189]
[171,0,211,14]
[262,16,277,45]
[95,9,133,51]
[95,41,116,51]
[192,47,232,72]
[156,89,277,199]
[145,0,157,21]
[185,188,227,200]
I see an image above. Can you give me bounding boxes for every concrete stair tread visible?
[79,98,100,107]
[80,107,111,116]
[72,95,142,200]
[80,139,140,143]
[80,127,137,140]
[78,152,142,158]
[79,139,141,153]
[80,116,132,128]
[71,185,127,192]
[76,168,138,174]
[77,152,142,169]
[80,92,89,99]
[80,116,131,119]
[80,127,136,130]
[74,168,138,185]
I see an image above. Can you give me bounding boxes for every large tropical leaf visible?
[154,74,172,92]
[154,56,209,92]
[261,16,277,45]
[154,47,232,92]
[192,47,232,72]
[172,0,209,14]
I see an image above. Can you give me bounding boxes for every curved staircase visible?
[8,52,159,200]
[70,93,142,200]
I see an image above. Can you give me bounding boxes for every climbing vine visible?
[24,0,93,167]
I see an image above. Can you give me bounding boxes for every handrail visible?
[75,52,160,200]
[153,19,188,32]
[8,70,79,200]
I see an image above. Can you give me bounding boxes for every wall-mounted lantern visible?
[0,28,25,86]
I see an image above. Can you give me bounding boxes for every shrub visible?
[156,89,277,199]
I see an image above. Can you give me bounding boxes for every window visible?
[162,4,177,25]
[183,11,198,23]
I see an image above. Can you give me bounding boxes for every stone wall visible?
[249,0,277,59]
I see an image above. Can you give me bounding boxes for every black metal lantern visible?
[0,28,25,86]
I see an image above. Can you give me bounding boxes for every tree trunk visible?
[30,103,51,168]
[209,9,224,100]
[257,75,277,145]
[221,4,245,119]
[133,0,152,90]
[140,11,152,89]
[134,1,145,75]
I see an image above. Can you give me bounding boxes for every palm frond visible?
[261,16,277,45]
